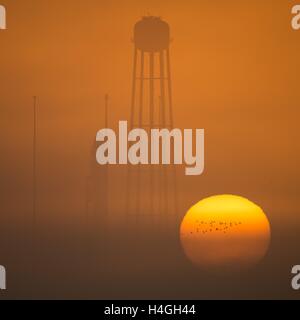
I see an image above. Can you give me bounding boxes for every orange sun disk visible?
[180,195,271,271]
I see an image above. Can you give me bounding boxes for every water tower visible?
[126,16,178,225]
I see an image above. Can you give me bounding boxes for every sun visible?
[180,195,271,271]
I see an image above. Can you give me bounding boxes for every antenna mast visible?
[33,96,37,228]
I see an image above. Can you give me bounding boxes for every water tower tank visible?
[134,16,170,52]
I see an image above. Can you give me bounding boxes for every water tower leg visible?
[136,51,145,217]
[130,47,138,128]
[149,52,155,218]
[166,48,179,220]
[159,51,168,221]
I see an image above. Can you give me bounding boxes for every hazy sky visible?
[0,0,300,299]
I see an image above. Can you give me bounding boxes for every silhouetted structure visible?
[31,96,38,274]
[86,95,109,226]
[33,96,37,228]
[126,16,178,225]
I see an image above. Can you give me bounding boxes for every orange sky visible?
[1,0,300,300]
[1,0,300,226]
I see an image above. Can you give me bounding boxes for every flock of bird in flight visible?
[190,220,243,235]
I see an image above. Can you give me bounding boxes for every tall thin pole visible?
[138,52,145,127]
[160,51,166,126]
[166,48,174,128]
[136,52,144,217]
[104,94,109,217]
[160,51,168,219]
[130,47,138,129]
[33,96,37,229]
[104,94,109,127]
[126,48,138,218]
[149,52,155,218]
[32,95,37,277]
[166,49,179,220]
